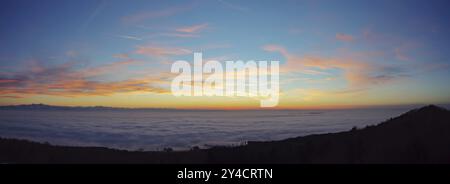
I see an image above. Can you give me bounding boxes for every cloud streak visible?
[115,35,143,41]
[0,60,170,98]
[147,23,209,38]
[176,23,208,33]
[135,45,192,57]
[263,44,405,89]
[336,33,354,42]
[121,3,194,24]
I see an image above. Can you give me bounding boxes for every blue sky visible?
[0,0,449,108]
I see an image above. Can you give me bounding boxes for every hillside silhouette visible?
[1,105,449,163]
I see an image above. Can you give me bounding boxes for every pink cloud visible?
[0,60,170,98]
[262,45,290,56]
[176,23,208,33]
[160,32,199,38]
[336,33,354,42]
[75,59,139,78]
[394,48,410,61]
[135,45,192,57]
[394,42,420,61]
[0,79,18,84]
[263,44,401,88]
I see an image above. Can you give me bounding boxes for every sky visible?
[0,0,450,109]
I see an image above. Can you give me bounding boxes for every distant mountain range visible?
[1,105,450,163]
[0,103,113,110]
[0,103,174,111]
[2,103,449,111]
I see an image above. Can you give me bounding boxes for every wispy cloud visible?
[176,23,208,33]
[394,47,410,61]
[135,45,192,57]
[393,42,420,61]
[0,79,18,84]
[336,33,354,42]
[0,95,23,99]
[159,32,199,38]
[162,23,209,38]
[74,59,138,78]
[80,0,106,32]
[121,3,195,24]
[113,53,130,59]
[263,44,405,89]
[0,59,170,98]
[140,23,209,39]
[65,50,78,57]
[115,35,143,41]
[196,43,231,51]
[361,27,400,44]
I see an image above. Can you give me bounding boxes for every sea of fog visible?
[0,108,411,150]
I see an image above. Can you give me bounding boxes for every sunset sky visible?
[1,0,449,109]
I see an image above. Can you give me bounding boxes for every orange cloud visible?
[0,79,18,83]
[336,33,354,42]
[76,59,138,78]
[0,60,170,98]
[263,44,402,89]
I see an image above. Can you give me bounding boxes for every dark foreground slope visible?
[1,105,450,164]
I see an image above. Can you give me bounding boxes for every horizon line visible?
[1,103,449,111]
